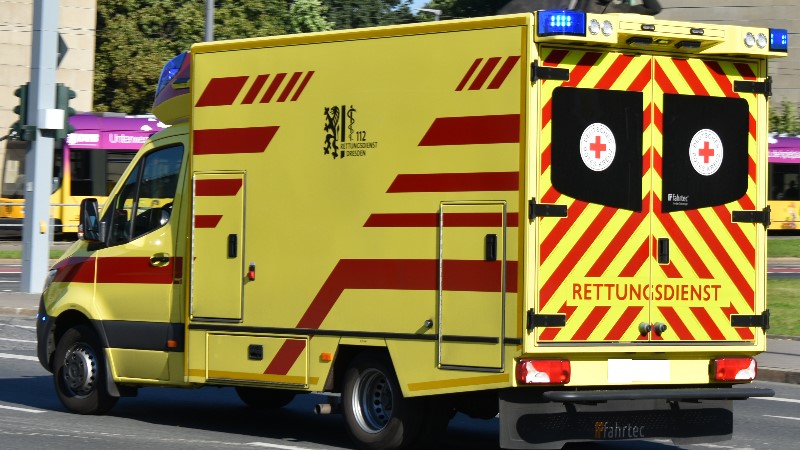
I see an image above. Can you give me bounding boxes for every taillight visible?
[516,359,570,384]
[713,357,757,381]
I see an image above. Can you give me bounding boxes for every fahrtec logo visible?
[594,421,646,439]
[667,193,689,203]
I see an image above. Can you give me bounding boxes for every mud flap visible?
[499,389,735,449]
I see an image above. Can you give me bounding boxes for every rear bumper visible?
[499,387,774,449]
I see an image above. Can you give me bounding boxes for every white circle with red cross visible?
[580,123,616,172]
[689,129,723,176]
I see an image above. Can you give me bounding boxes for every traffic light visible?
[10,82,34,141]
[55,83,76,141]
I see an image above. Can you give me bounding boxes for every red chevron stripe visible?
[619,238,649,277]
[195,178,243,196]
[690,307,726,340]
[266,259,518,375]
[735,63,756,79]
[673,59,709,96]
[540,200,589,263]
[193,126,279,155]
[194,215,222,228]
[643,147,652,176]
[643,103,653,134]
[739,195,756,211]
[488,56,520,89]
[456,58,483,91]
[277,72,303,102]
[704,61,737,98]
[52,256,95,283]
[419,115,520,146]
[538,302,577,341]
[470,57,502,90]
[540,185,560,204]
[363,212,519,228]
[542,98,553,131]
[571,306,611,340]
[541,143,552,175]
[722,304,755,340]
[604,306,644,341]
[242,75,269,104]
[291,71,314,101]
[595,54,634,90]
[387,172,519,193]
[658,306,695,340]
[540,206,617,308]
[563,52,602,87]
[261,73,287,103]
[195,76,248,107]
[543,49,569,66]
[653,196,714,279]
[628,61,652,92]
[712,205,755,267]
[586,194,650,277]
[654,61,677,95]
[653,104,664,137]
[684,209,755,309]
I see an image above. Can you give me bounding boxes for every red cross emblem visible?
[590,135,606,159]
[698,141,715,164]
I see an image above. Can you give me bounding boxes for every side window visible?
[550,86,644,211]
[104,145,183,246]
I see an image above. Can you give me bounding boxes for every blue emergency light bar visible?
[156,52,188,96]
[538,10,586,37]
[769,28,788,52]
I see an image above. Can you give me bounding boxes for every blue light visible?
[156,52,188,96]
[769,28,788,52]
[538,10,586,37]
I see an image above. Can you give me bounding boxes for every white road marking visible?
[753,396,800,404]
[248,442,314,450]
[0,337,36,343]
[764,414,800,421]
[0,404,45,413]
[0,352,38,361]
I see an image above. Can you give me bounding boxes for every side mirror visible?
[79,198,104,242]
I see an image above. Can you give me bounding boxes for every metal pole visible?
[21,0,59,293]
[205,0,214,42]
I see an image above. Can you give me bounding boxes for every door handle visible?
[150,253,171,267]
[657,238,670,264]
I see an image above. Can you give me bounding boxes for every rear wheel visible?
[235,386,296,409]
[53,325,118,414]
[342,351,423,450]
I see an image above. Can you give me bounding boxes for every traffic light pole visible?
[21,0,59,293]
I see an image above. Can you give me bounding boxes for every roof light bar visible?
[769,28,788,52]
[156,52,188,97]
[538,10,586,37]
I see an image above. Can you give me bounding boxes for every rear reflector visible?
[713,357,757,381]
[516,359,570,384]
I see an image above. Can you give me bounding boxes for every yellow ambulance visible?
[37,10,787,449]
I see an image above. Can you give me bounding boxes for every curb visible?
[759,367,800,385]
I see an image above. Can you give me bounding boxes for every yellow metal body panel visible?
[207,334,308,386]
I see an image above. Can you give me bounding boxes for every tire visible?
[342,351,423,450]
[52,325,118,415]
[235,386,296,409]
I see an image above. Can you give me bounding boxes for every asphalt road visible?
[1,316,799,449]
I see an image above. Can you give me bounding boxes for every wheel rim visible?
[62,342,97,397]
[351,368,393,433]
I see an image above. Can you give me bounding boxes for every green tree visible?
[419,0,507,20]
[323,0,416,29]
[290,0,334,33]
[769,101,800,135]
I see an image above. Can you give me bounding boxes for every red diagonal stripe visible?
[291,71,314,101]
[738,195,755,211]
[261,73,287,103]
[690,307,726,340]
[543,49,569,66]
[653,196,713,279]
[277,72,303,102]
[193,126,278,155]
[487,56,521,89]
[655,61,677,95]
[194,215,222,228]
[541,143,552,175]
[195,178,243,196]
[541,98,553,130]
[470,57,502,90]
[704,61,737,98]
[628,61,652,92]
[619,238,649,278]
[563,52,602,87]
[722,304,755,340]
[52,256,95,283]
[643,146,652,176]
[419,114,520,146]
[595,54,634,90]
[387,172,518,193]
[734,63,756,79]
[653,104,664,137]
[571,306,611,340]
[604,306,644,341]
[685,209,755,309]
[364,212,519,228]
[266,259,518,375]
[456,58,483,91]
[673,58,709,96]
[242,75,268,104]
[540,185,561,204]
[540,200,588,263]
[195,76,248,107]
[712,205,755,267]
[264,340,306,375]
[586,195,650,277]
[540,206,616,308]
[538,302,577,341]
[658,306,695,340]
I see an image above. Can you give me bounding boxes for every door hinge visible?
[732,205,771,229]
[531,60,570,83]
[527,309,566,332]
[529,198,568,220]
[734,76,772,97]
[730,309,770,331]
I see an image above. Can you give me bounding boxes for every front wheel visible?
[342,351,423,450]
[53,325,118,415]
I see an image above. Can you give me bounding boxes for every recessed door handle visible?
[150,254,170,267]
